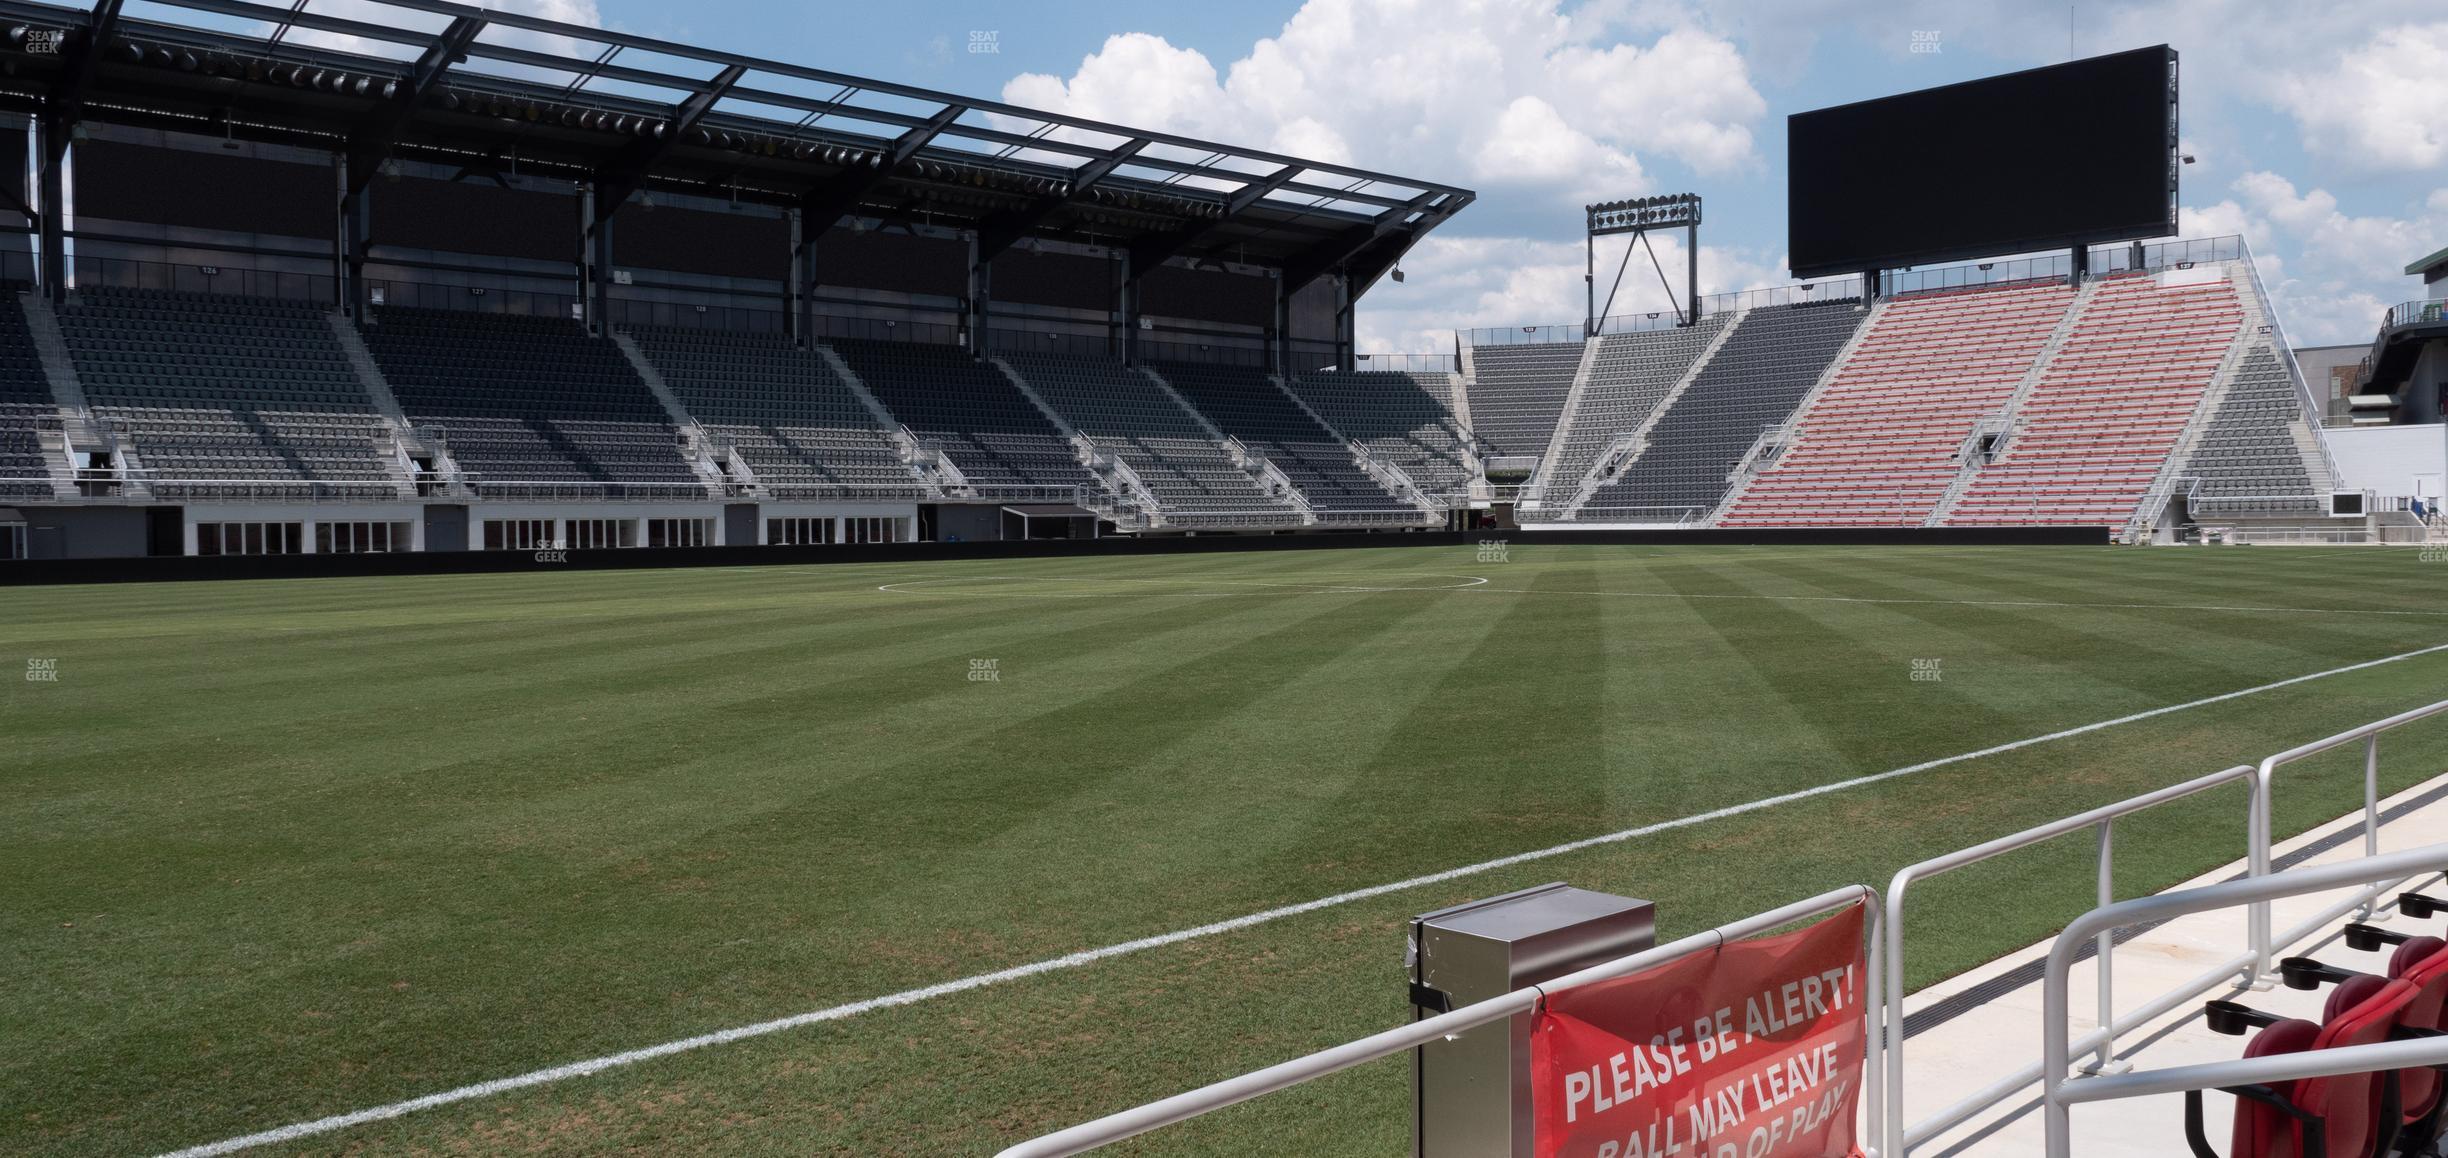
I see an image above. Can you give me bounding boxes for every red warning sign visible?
[1531,903,1867,1158]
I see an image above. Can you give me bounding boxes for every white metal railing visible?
[1308,508,1442,527]
[1882,764,2261,1153]
[757,483,936,501]
[1727,419,1795,482]
[2187,492,2328,516]
[1567,503,1708,526]
[90,476,407,502]
[2040,844,2448,1157]
[965,485,1090,504]
[2245,698,2448,981]
[992,700,2448,1157]
[463,479,713,502]
[996,886,1881,1158]
[1890,698,2448,1154]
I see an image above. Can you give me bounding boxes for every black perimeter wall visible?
[0,527,2108,586]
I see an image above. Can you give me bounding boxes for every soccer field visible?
[6,543,2448,1156]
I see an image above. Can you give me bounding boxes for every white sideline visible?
[1461,585,2448,618]
[155,639,2448,1157]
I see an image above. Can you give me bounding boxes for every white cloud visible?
[2277,23,2448,173]
[1000,0,1771,352]
[2185,171,2446,344]
[1356,231,1784,353]
[1002,0,1765,203]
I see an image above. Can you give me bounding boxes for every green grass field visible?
[7,543,2448,1156]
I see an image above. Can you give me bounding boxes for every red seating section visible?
[2229,1016,2320,1158]
[2227,975,2419,1158]
[1947,272,2243,528]
[1718,281,2076,527]
[2387,936,2448,1130]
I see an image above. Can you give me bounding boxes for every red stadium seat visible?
[2191,975,2420,1158]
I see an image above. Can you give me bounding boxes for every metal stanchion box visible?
[1410,883,1655,1158]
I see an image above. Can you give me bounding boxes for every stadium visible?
[4,3,2448,1157]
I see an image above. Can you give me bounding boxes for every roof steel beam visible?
[1124,163,1300,276]
[796,101,962,232]
[971,139,1145,263]
[344,12,483,195]
[1281,190,1467,295]
[592,61,743,222]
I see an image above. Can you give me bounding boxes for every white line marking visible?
[1457,585,2448,618]
[155,640,2448,1157]
[875,574,1491,597]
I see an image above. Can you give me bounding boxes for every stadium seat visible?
[822,338,1097,494]
[1579,300,1863,522]
[622,325,926,499]
[1149,360,1414,516]
[2195,974,2422,1157]
[1948,273,2245,529]
[2336,922,2448,1143]
[1001,351,1296,526]
[1720,280,2079,527]
[360,306,700,499]
[1284,368,1476,498]
[1464,340,1582,461]
[61,287,399,500]
[1536,315,1731,513]
[0,285,61,499]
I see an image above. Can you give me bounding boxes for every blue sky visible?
[569,0,2444,353]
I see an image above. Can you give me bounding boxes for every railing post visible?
[2084,818,2126,1075]
[2244,763,2274,989]
[1865,900,1887,1158]
[2362,734,2384,921]
[1882,873,1908,1158]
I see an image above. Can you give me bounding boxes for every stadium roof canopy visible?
[0,0,1474,292]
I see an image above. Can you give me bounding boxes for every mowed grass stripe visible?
[0,546,2440,1155]
[233,651,2448,1158]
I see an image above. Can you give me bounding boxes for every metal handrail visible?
[2041,843,2448,1157]
[2058,1036,2448,1110]
[1882,764,2260,1154]
[2383,299,2448,329]
[996,886,1882,1158]
[2246,698,2448,982]
[2186,492,2328,515]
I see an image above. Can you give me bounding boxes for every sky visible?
[522,0,2441,353]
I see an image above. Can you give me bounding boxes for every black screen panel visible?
[1141,264,1271,327]
[374,176,576,263]
[815,229,965,298]
[76,140,330,239]
[1787,46,2175,278]
[990,249,1112,311]
[614,204,787,281]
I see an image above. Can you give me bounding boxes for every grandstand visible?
[1456,339,1581,467]
[61,288,400,501]
[827,338,1100,497]
[621,326,928,501]
[1718,279,2081,527]
[0,1,2373,560]
[10,9,2448,1158]
[1576,299,1866,523]
[1522,313,1731,519]
[1151,360,1432,523]
[361,308,704,500]
[1283,369,1478,500]
[1000,351,1299,528]
[1942,270,2246,527]
[0,288,61,500]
